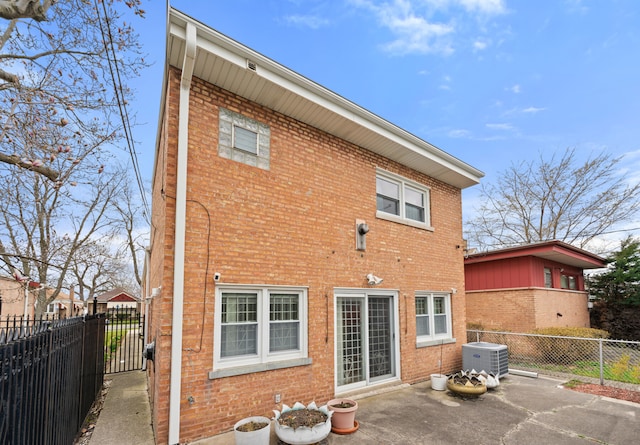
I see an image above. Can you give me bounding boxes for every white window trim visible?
[233,125,258,155]
[415,292,454,348]
[376,168,433,230]
[213,284,308,372]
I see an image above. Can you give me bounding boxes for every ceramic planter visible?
[327,398,359,434]
[273,402,333,445]
[233,416,271,445]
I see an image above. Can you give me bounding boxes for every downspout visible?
[168,21,196,445]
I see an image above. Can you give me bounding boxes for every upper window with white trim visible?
[218,108,271,170]
[416,292,452,343]
[376,169,431,228]
[214,285,308,370]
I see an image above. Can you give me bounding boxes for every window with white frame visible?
[214,286,308,370]
[376,170,430,227]
[416,292,452,341]
[218,107,271,170]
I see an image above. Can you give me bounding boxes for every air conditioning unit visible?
[462,342,508,377]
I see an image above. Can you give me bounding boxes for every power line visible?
[95,0,150,224]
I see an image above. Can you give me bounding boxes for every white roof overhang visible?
[165,9,484,189]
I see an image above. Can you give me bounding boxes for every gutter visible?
[168,19,196,445]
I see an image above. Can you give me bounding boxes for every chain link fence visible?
[467,330,640,385]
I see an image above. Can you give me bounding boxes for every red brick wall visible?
[148,68,468,443]
[466,288,590,332]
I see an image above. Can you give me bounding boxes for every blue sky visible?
[130,1,640,247]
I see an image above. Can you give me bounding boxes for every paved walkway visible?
[91,371,640,445]
[89,371,155,445]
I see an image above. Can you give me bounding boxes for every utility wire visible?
[95,0,150,223]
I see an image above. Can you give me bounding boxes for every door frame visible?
[333,288,401,394]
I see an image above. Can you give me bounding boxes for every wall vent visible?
[246,60,257,72]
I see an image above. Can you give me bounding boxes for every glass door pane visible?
[337,298,365,386]
[368,297,393,380]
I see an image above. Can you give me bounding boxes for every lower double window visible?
[214,285,308,370]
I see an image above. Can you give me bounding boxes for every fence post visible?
[598,338,604,385]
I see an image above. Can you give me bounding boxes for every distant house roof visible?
[163,8,484,190]
[95,289,140,303]
[465,240,606,269]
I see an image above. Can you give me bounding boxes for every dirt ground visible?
[566,381,640,404]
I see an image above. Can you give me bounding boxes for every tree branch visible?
[0,152,59,180]
[0,0,53,22]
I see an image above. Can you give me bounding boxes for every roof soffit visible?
[167,9,484,190]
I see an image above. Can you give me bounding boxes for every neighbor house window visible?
[218,108,271,170]
[214,285,308,371]
[560,274,578,290]
[376,169,430,228]
[416,292,452,342]
[544,268,552,288]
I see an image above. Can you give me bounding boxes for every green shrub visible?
[529,327,609,364]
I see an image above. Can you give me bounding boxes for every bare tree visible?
[0,0,145,179]
[68,237,137,308]
[0,117,131,315]
[465,148,640,251]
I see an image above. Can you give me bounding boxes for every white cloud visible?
[449,128,471,138]
[507,84,521,93]
[486,123,514,130]
[457,0,507,15]
[351,0,506,56]
[283,14,331,29]
[473,39,488,51]
[504,106,546,115]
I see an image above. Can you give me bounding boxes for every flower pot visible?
[273,402,333,445]
[328,398,359,434]
[234,416,271,445]
[430,373,448,391]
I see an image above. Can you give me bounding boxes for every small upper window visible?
[233,126,258,155]
[376,170,430,228]
[218,108,270,170]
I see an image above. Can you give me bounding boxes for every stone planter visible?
[233,416,271,445]
[327,398,359,434]
[273,402,333,445]
[447,371,487,396]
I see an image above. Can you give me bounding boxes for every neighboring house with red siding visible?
[464,240,606,332]
[144,8,483,444]
[89,288,140,315]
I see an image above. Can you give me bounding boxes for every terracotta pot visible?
[327,398,358,431]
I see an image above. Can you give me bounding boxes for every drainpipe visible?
[168,21,196,445]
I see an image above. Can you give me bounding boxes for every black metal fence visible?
[0,314,105,445]
[104,307,144,374]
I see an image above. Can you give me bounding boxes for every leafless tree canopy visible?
[0,0,147,314]
[0,0,145,179]
[465,148,640,252]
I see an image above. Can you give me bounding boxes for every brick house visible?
[144,8,483,444]
[465,240,606,332]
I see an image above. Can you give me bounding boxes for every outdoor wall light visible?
[356,219,369,251]
[367,273,383,286]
